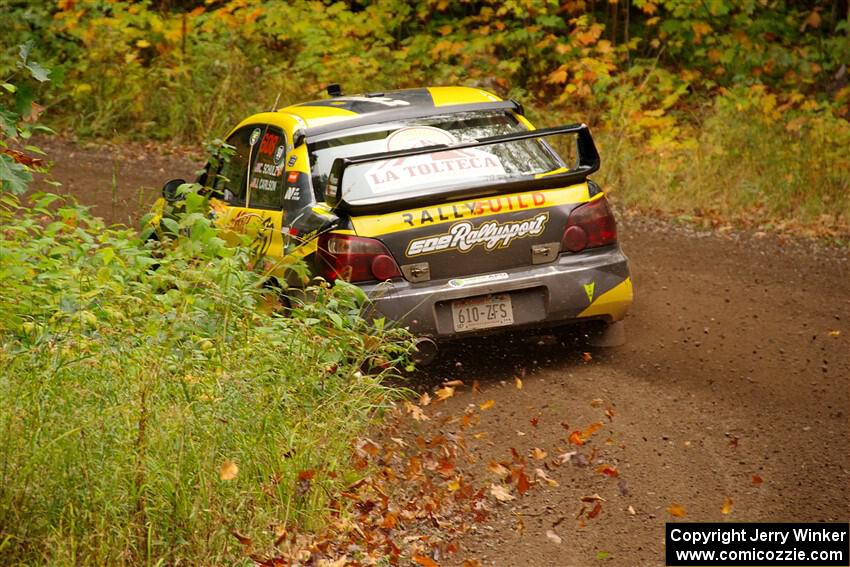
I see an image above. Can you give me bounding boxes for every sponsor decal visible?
[287,155,297,167]
[274,144,286,165]
[364,126,507,194]
[284,186,300,201]
[249,127,262,146]
[287,171,299,183]
[406,212,549,257]
[584,281,595,303]
[448,272,509,288]
[400,192,547,227]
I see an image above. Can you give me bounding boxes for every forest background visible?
[3,0,850,238]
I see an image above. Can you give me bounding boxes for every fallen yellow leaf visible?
[667,503,687,517]
[435,386,455,400]
[219,460,238,481]
[479,399,495,410]
[721,496,733,515]
[515,376,523,389]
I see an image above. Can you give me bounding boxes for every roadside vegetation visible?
[0,53,413,565]
[0,185,412,565]
[3,0,849,238]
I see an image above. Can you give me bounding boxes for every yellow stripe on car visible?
[351,183,592,237]
[578,277,633,321]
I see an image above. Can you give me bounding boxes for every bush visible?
[596,84,850,236]
[0,190,413,565]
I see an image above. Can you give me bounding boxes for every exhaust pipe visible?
[413,336,438,366]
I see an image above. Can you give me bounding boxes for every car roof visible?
[277,86,504,131]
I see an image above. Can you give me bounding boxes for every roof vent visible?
[326,83,343,97]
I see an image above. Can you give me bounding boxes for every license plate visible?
[451,294,514,332]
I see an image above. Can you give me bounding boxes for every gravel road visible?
[34,139,850,566]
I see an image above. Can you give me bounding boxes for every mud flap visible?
[587,320,626,347]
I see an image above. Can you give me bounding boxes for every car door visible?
[212,124,288,268]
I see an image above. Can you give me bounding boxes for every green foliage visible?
[0,188,413,565]
[597,83,850,237]
[0,42,52,194]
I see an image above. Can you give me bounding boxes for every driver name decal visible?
[406,213,549,257]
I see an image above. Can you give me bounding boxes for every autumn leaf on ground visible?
[479,399,495,410]
[219,460,238,481]
[530,416,539,427]
[405,400,429,421]
[582,422,603,438]
[596,551,611,560]
[515,376,523,389]
[535,468,558,487]
[516,469,531,495]
[231,530,252,546]
[546,529,563,544]
[667,503,687,517]
[419,392,432,406]
[443,379,465,388]
[490,483,516,501]
[588,501,603,519]
[582,352,593,362]
[381,511,399,529]
[605,407,615,421]
[596,465,619,477]
[721,496,733,515]
[828,330,841,337]
[590,398,603,407]
[568,431,585,446]
[752,474,763,485]
[581,493,606,502]
[531,447,547,460]
[488,461,510,479]
[557,451,577,464]
[436,386,455,400]
[462,561,482,567]
[412,554,439,567]
[628,505,636,515]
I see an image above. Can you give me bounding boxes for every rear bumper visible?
[360,245,632,339]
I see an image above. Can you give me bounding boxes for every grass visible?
[0,190,413,565]
[591,89,850,240]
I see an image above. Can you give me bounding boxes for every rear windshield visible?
[307,111,565,203]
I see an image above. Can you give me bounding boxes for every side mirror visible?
[162,178,186,202]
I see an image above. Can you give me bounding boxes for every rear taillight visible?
[316,233,402,283]
[561,197,617,253]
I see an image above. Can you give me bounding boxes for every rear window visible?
[307,112,565,203]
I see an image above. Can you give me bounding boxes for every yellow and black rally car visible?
[164,86,632,359]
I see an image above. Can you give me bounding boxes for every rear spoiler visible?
[325,123,600,216]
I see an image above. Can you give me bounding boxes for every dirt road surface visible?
[32,140,850,566]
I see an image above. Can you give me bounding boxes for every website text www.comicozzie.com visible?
[665,523,849,566]
[672,547,844,564]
